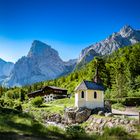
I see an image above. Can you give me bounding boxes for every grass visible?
[64,125,137,140]
[136,106,140,111]
[0,107,68,140]
[0,106,140,140]
[22,98,75,122]
[46,97,74,107]
[132,125,140,140]
[103,127,127,137]
[2,98,140,140]
[43,97,74,114]
[112,103,126,111]
[0,107,43,135]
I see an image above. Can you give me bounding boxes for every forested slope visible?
[31,43,140,99]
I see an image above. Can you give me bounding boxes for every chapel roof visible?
[75,80,104,91]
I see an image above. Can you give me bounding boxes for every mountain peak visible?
[119,25,134,37]
[32,40,50,46]
[31,40,51,50]
[0,58,6,63]
[122,25,133,30]
[28,40,52,57]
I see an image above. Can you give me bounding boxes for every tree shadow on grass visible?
[0,132,51,140]
[0,107,67,140]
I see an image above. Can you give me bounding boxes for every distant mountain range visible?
[2,40,77,87]
[0,25,140,87]
[77,25,140,67]
[0,59,14,84]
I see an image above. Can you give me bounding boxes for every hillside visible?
[1,43,140,100]
[0,43,140,140]
[29,43,140,99]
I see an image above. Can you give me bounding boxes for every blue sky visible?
[0,0,140,62]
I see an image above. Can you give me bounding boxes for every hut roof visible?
[28,86,67,95]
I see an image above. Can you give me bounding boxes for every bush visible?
[31,96,43,107]
[66,125,86,138]
[107,97,140,106]
[4,90,14,99]
[104,89,112,99]
[0,98,5,107]
[103,127,127,137]
[13,101,22,111]
[3,98,15,108]
[124,97,140,106]
[0,97,22,111]
[127,89,140,97]
[107,98,126,104]
[20,89,26,101]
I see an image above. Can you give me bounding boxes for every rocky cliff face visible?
[78,25,140,64]
[3,40,76,87]
[0,58,14,84]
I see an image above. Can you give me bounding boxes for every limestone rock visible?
[106,122,114,128]
[48,114,62,123]
[96,118,103,124]
[85,115,138,134]
[105,112,113,117]
[64,107,91,124]
[75,108,91,123]
[98,111,105,116]
[120,119,125,124]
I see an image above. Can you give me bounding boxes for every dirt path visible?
[112,107,139,119]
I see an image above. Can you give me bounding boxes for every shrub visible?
[124,97,140,106]
[104,88,112,99]
[31,96,43,107]
[20,89,26,101]
[0,98,5,107]
[13,101,22,111]
[0,97,22,112]
[4,90,13,99]
[4,89,21,99]
[3,98,15,108]
[66,125,86,138]
[108,97,140,106]
[106,98,125,105]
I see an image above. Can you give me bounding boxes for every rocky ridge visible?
[77,25,140,65]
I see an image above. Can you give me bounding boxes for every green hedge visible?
[124,97,140,106]
[105,98,125,104]
[106,97,140,106]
